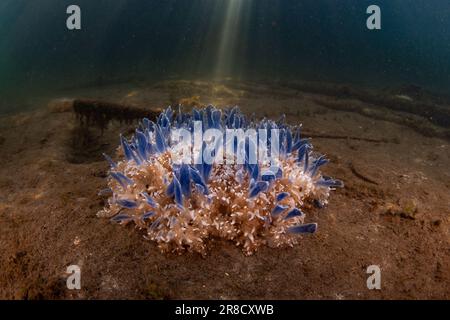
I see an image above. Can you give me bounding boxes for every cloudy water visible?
[0,0,449,112]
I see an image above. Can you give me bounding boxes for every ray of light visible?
[214,0,251,79]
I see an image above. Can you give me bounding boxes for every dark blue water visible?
[1,0,449,111]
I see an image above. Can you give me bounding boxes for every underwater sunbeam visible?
[214,0,251,79]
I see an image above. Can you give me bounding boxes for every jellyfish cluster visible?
[98,105,343,255]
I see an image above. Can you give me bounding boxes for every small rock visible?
[432,220,442,227]
[399,198,418,218]
[73,237,81,246]
[382,199,417,220]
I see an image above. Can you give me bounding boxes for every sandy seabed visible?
[0,80,448,299]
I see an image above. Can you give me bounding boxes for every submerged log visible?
[60,99,161,163]
[72,99,161,131]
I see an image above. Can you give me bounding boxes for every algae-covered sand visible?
[0,80,448,299]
